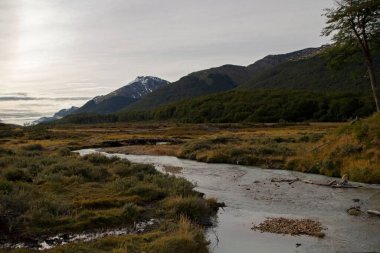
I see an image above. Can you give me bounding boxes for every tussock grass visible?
[0,145,216,251]
[289,113,380,183]
[163,196,217,224]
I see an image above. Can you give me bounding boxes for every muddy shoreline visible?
[0,219,159,250]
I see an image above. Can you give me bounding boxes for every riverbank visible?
[2,116,379,182]
[96,114,379,184]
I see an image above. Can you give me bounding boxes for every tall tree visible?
[322,0,380,112]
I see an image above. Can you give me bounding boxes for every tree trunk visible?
[367,59,380,112]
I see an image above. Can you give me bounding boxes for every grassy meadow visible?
[0,124,218,252]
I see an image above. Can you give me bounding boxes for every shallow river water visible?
[77,149,380,253]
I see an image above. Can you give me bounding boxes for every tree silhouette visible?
[322,0,380,111]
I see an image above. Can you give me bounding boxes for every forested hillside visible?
[241,54,380,92]
[57,90,375,124]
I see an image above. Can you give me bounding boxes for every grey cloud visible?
[0,96,91,101]
[0,110,42,118]
[0,92,28,96]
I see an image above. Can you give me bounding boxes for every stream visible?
[76,149,380,253]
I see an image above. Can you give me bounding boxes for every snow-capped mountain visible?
[75,76,169,114]
[93,76,169,103]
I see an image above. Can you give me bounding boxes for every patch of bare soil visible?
[252,218,325,238]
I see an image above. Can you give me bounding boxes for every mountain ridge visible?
[33,106,79,125]
[123,46,325,112]
[75,76,170,114]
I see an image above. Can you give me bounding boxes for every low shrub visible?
[112,163,132,177]
[163,196,212,223]
[113,177,139,192]
[127,184,166,202]
[146,174,195,197]
[79,198,127,209]
[111,162,156,178]
[58,147,72,156]
[353,123,369,142]
[22,144,43,151]
[0,147,15,156]
[4,168,32,182]
[122,203,140,223]
[346,166,380,184]
[147,217,208,253]
[338,144,363,156]
[298,135,310,142]
[0,183,35,232]
[61,164,110,182]
[82,153,120,164]
[180,141,212,158]
[206,151,230,163]
[0,179,13,194]
[129,164,157,175]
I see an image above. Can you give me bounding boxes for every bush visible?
[79,198,128,209]
[147,217,208,253]
[112,164,131,177]
[0,183,34,232]
[0,179,13,194]
[82,153,120,164]
[127,184,166,202]
[4,168,32,182]
[339,144,363,156]
[61,164,110,182]
[346,165,380,184]
[122,203,140,223]
[0,148,15,156]
[111,161,153,178]
[354,123,369,142]
[298,135,310,142]
[113,177,139,192]
[206,151,230,163]
[163,196,211,222]
[180,141,212,159]
[148,234,208,253]
[147,174,195,197]
[128,164,157,175]
[319,158,342,177]
[58,147,72,156]
[27,198,71,228]
[22,144,43,151]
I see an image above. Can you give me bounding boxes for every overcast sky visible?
[0,0,333,124]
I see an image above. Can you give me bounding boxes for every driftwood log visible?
[303,180,330,186]
[367,210,380,216]
[302,180,359,188]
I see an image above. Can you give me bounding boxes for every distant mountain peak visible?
[134,76,166,84]
[76,76,169,114]
[33,106,78,125]
[92,76,169,104]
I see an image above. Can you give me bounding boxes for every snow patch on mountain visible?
[92,76,169,104]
